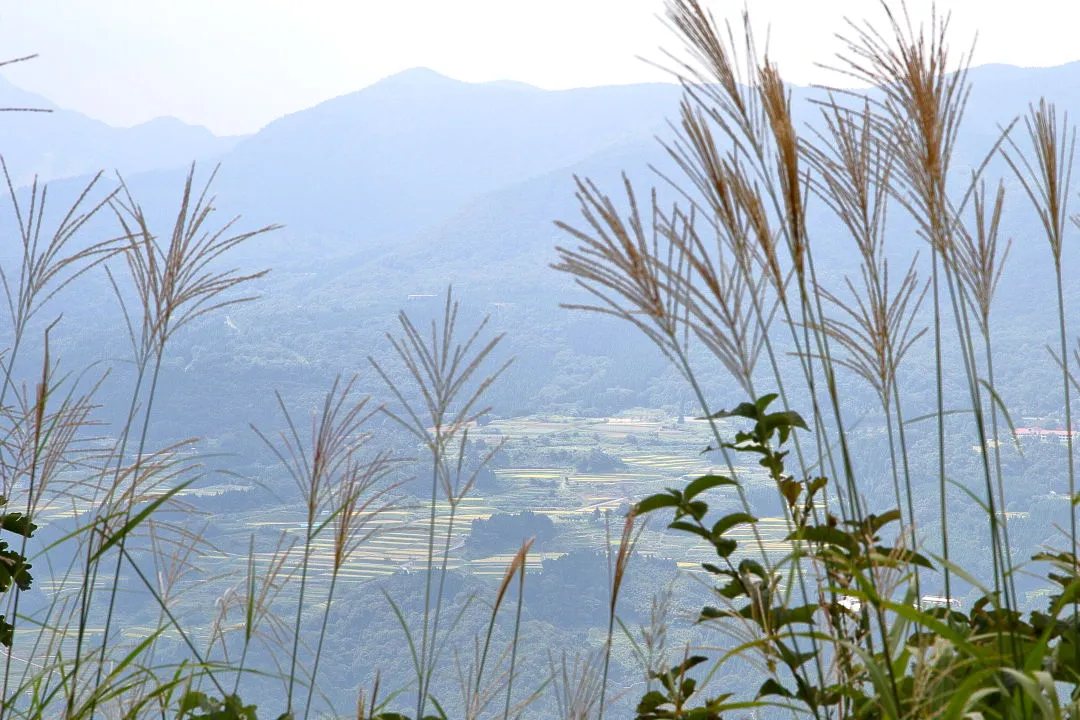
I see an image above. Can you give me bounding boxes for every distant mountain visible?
[0,74,55,111]
[209,68,682,244]
[12,61,1080,441]
[17,61,1080,293]
[0,75,242,186]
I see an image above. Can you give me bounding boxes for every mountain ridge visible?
[0,74,243,186]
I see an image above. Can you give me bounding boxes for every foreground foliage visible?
[634,397,1080,718]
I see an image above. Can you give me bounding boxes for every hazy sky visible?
[3,0,1080,136]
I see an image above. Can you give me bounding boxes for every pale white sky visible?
[2,0,1079,136]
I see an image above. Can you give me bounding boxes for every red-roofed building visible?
[1014,427,1080,444]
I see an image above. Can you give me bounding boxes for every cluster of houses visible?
[838,595,962,613]
[1012,426,1080,445]
[973,425,1080,453]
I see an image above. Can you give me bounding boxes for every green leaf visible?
[671,655,709,675]
[0,616,12,647]
[737,559,768,581]
[179,690,211,713]
[704,400,761,421]
[780,646,818,672]
[669,521,711,541]
[711,512,757,537]
[941,678,999,720]
[636,690,669,713]
[772,604,818,628]
[178,691,262,720]
[789,525,858,553]
[763,410,808,433]
[779,479,802,507]
[636,493,681,515]
[758,678,793,698]
[684,474,737,500]
[754,394,779,414]
[868,509,902,534]
[0,512,36,538]
[699,606,725,621]
[0,543,33,592]
[717,579,747,599]
[681,500,708,521]
[714,538,737,558]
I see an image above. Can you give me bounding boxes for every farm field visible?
[29,412,791,624]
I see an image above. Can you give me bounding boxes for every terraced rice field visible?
[622,453,713,474]
[495,469,563,481]
[485,415,718,443]
[204,497,498,582]
[198,486,590,585]
[496,468,664,488]
[36,575,117,594]
[485,419,582,438]
[466,552,566,576]
[28,413,784,602]
[590,420,662,437]
[569,472,663,484]
[490,469,565,509]
[492,468,661,516]
[34,482,253,522]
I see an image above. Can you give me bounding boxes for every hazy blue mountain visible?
[0,74,54,111]
[11,61,1080,443]
[34,60,1080,273]
[210,67,682,243]
[0,75,242,186]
